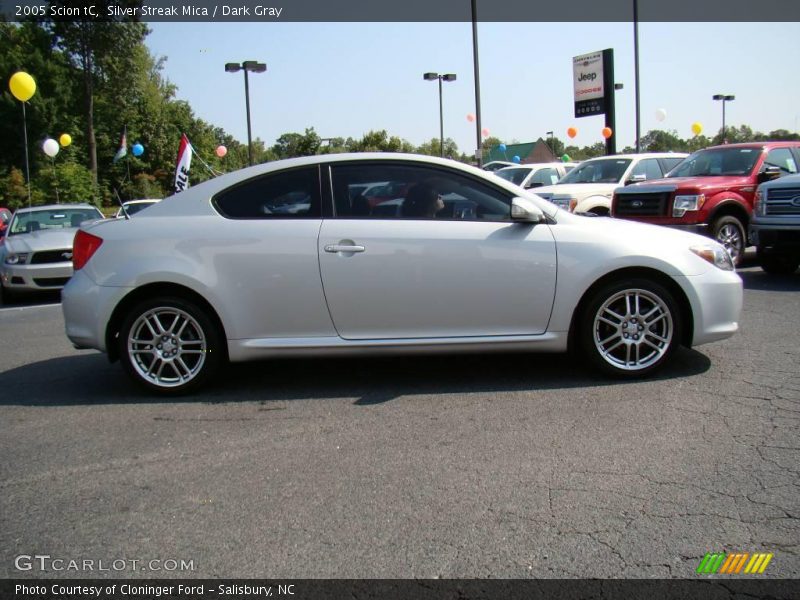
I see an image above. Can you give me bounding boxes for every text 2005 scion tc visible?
[62,154,742,395]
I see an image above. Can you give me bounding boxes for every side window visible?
[631,159,662,180]
[212,166,321,219]
[531,168,559,187]
[661,157,684,175]
[331,163,512,221]
[763,148,798,176]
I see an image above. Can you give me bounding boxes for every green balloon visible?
[561,154,571,162]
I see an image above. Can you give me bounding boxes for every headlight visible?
[4,252,28,265]
[690,244,734,271]
[550,196,575,211]
[753,190,764,216]
[673,194,705,217]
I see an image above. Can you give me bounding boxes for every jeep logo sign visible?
[573,51,604,103]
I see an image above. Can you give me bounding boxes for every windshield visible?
[559,158,632,184]
[495,168,531,185]
[668,147,761,177]
[8,207,103,236]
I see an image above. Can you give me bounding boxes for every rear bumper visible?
[62,270,132,353]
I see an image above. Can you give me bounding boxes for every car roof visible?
[702,142,800,150]
[14,203,100,214]
[581,153,688,161]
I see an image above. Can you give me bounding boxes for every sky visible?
[145,21,800,155]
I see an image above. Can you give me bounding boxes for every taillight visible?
[73,230,103,270]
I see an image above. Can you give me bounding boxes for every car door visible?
[318,161,558,340]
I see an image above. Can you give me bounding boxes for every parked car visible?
[749,173,800,274]
[494,162,577,190]
[62,153,742,394]
[0,207,11,239]
[482,161,517,172]
[1,204,104,301]
[534,153,688,215]
[611,142,800,265]
[115,199,161,218]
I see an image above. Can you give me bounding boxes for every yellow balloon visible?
[9,71,36,102]
[59,133,72,147]
[691,122,703,136]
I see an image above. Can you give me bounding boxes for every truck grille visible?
[30,249,73,264]
[614,192,670,217]
[765,187,800,216]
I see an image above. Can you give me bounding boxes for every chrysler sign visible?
[573,50,605,118]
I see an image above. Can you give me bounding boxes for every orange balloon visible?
[602,127,613,139]
[567,127,577,139]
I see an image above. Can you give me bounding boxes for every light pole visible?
[225,60,267,166]
[712,94,735,142]
[423,72,456,157]
[546,131,555,158]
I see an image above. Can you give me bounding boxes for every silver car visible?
[62,154,742,394]
[1,204,104,301]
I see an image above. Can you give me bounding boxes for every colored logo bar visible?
[697,552,773,574]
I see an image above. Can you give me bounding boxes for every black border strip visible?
[4,0,800,23]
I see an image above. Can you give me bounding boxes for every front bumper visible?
[676,267,742,347]
[1,261,73,292]
[749,222,800,249]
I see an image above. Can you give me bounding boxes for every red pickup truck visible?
[611,142,800,265]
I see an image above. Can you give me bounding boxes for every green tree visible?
[46,2,149,192]
[640,129,687,153]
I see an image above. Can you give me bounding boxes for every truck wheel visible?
[712,216,746,266]
[757,248,799,275]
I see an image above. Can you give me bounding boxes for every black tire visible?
[580,278,682,378]
[711,215,746,267]
[0,285,18,305]
[757,249,799,274]
[118,296,223,395]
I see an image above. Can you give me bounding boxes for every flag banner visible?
[112,126,127,164]
[174,133,193,194]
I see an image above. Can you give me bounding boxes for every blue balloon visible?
[512,155,521,163]
[132,143,144,157]
[498,143,507,152]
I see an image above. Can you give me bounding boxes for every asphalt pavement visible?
[1,263,798,579]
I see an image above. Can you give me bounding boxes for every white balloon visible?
[43,138,59,157]
[655,108,667,122]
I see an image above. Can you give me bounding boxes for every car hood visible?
[533,182,617,198]
[4,228,77,253]
[623,175,753,192]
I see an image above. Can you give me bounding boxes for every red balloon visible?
[215,145,228,158]
[481,128,490,138]
[466,113,475,123]
[602,127,613,139]
[567,127,578,139]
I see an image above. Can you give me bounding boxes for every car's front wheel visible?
[581,279,681,378]
[119,296,222,394]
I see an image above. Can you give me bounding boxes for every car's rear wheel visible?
[581,279,681,378]
[712,215,746,266]
[119,296,222,394]
[757,248,799,274]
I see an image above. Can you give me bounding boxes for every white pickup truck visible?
[534,152,687,215]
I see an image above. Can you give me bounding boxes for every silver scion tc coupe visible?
[62,154,743,394]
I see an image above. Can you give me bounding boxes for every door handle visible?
[324,244,365,253]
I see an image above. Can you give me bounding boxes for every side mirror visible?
[524,181,544,189]
[511,197,545,223]
[626,174,647,185]
[758,166,782,183]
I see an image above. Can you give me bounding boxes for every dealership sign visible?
[573,51,605,118]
